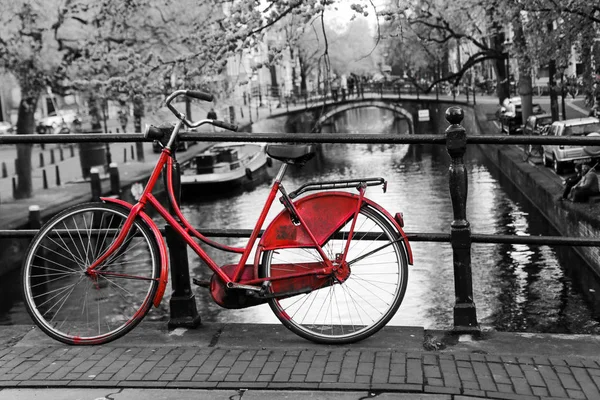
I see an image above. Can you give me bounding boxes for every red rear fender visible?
[101,197,169,307]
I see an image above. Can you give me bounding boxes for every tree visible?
[0,1,67,198]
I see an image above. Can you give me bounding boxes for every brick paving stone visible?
[229,360,250,375]
[453,353,470,361]
[496,383,514,393]
[424,364,442,379]
[423,354,437,365]
[582,359,600,369]
[94,373,114,381]
[321,374,337,383]
[48,365,76,380]
[517,357,534,365]
[248,355,268,369]
[510,377,533,395]
[40,360,67,374]
[389,376,405,384]
[325,360,342,375]
[461,388,487,398]
[372,368,389,383]
[572,366,600,399]
[359,351,375,363]
[426,377,444,386]
[458,367,476,381]
[357,362,374,376]
[523,369,546,387]
[256,374,273,382]
[272,367,293,382]
[462,379,480,390]
[485,392,538,400]
[175,366,198,381]
[142,366,167,381]
[124,372,145,381]
[424,385,460,395]
[338,367,357,383]
[537,365,567,398]
[298,350,315,362]
[484,355,502,363]
[565,358,586,367]
[103,360,129,373]
[406,358,423,384]
[355,375,371,384]
[476,376,497,392]
[500,356,518,363]
[223,373,241,382]
[292,361,310,376]
[504,363,524,378]
[375,351,391,369]
[390,362,405,377]
[531,386,549,397]
[216,354,238,368]
[260,361,280,376]
[549,357,568,366]
[488,363,511,385]
[555,365,572,374]
[391,353,407,364]
[456,360,471,369]
[305,363,326,383]
[237,350,256,361]
[557,370,582,390]
[281,355,298,369]
[440,359,458,375]
[240,367,262,382]
[187,353,210,367]
[289,374,306,382]
[442,373,461,388]
[566,389,587,399]
[134,360,158,374]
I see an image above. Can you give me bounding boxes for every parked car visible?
[0,121,14,135]
[498,97,546,134]
[542,117,600,174]
[36,110,81,134]
[523,113,553,136]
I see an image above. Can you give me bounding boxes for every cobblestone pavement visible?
[0,324,599,400]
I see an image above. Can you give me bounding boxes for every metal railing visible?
[2,106,600,333]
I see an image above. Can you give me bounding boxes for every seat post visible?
[274,163,288,183]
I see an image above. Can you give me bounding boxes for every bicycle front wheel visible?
[22,203,160,345]
[260,204,408,344]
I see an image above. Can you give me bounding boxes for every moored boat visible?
[180,142,272,198]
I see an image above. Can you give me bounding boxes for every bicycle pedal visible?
[193,278,210,288]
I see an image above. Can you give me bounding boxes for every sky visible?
[323,0,385,34]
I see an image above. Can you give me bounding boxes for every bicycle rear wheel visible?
[22,203,160,345]
[260,204,408,344]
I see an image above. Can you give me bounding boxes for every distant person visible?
[568,163,599,202]
[561,164,583,200]
[207,108,217,120]
[117,110,128,133]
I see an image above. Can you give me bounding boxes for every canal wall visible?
[430,102,600,281]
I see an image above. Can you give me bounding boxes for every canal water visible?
[2,106,600,334]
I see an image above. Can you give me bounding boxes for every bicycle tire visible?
[260,204,408,344]
[22,202,160,345]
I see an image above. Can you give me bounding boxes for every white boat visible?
[180,142,272,197]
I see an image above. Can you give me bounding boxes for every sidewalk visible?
[0,323,599,399]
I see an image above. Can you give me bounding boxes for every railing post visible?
[164,161,201,328]
[444,106,479,333]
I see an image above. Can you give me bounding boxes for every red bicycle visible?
[22,90,413,345]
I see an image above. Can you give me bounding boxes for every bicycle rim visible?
[261,205,408,344]
[22,203,160,345]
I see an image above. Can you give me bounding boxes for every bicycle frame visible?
[90,144,369,308]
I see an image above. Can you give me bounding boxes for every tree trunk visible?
[14,96,38,199]
[512,14,534,122]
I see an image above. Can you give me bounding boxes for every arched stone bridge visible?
[264,94,441,135]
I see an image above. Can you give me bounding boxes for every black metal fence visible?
[2,106,600,333]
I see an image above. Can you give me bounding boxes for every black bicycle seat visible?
[266,144,315,165]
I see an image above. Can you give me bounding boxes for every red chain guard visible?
[210,262,332,309]
[268,262,332,296]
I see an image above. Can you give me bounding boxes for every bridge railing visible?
[247,81,475,118]
[1,106,599,333]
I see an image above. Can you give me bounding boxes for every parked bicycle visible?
[22,89,413,345]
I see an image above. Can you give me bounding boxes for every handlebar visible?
[144,89,239,143]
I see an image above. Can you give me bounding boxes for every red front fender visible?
[259,192,413,265]
[101,197,169,307]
